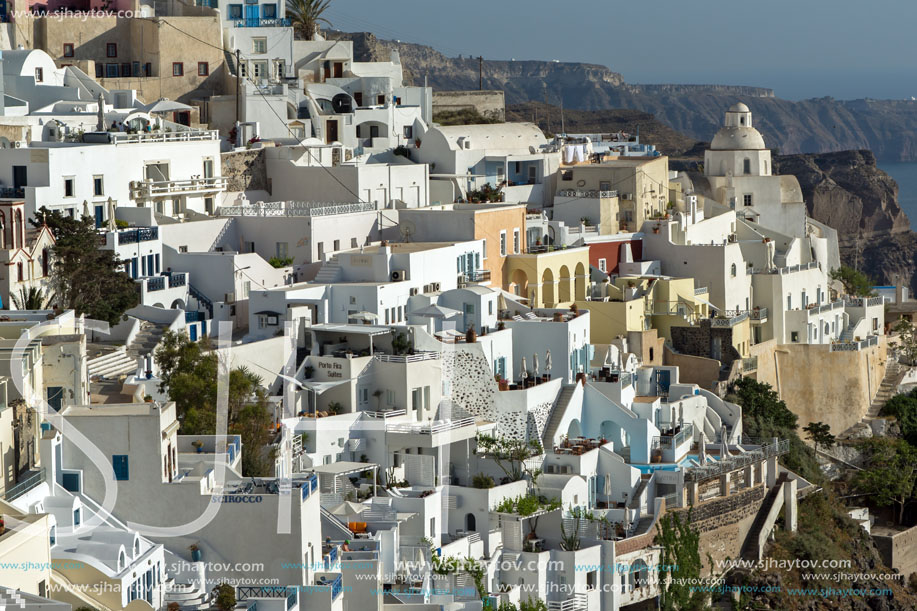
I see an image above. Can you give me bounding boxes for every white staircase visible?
[542,385,577,447]
[840,324,856,341]
[314,257,342,283]
[88,347,137,379]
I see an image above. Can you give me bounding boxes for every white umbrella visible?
[106,196,116,231]
[545,350,552,373]
[82,200,90,219]
[520,356,528,380]
[96,93,105,131]
[533,353,540,377]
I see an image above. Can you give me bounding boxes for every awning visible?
[694,297,720,311]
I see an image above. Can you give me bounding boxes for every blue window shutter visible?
[113,455,129,480]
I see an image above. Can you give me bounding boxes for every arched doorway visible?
[509,269,529,298]
[574,262,587,300]
[465,513,476,532]
[566,419,582,439]
[541,268,555,308]
[558,265,571,303]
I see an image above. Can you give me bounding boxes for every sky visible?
[323,0,917,101]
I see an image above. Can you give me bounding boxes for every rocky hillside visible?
[330,31,917,161]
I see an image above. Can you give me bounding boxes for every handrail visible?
[4,468,45,501]
[218,201,377,218]
[386,417,475,434]
[374,351,440,363]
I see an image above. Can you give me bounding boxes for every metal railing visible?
[710,311,749,327]
[458,269,492,284]
[168,272,187,288]
[117,226,159,244]
[145,276,166,292]
[557,189,618,199]
[658,423,694,450]
[750,307,768,320]
[684,439,789,482]
[3,468,45,501]
[218,201,378,218]
[845,296,885,307]
[375,351,440,363]
[232,17,291,27]
[0,187,25,198]
[115,130,219,144]
[754,261,820,275]
[300,474,318,501]
[130,177,226,199]
[741,356,758,371]
[386,417,475,435]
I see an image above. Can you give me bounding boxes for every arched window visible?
[465,513,476,532]
[740,116,746,126]
[730,263,737,277]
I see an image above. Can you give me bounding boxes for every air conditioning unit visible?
[224,292,236,304]
[409,287,419,296]
[13,141,23,148]
[621,192,633,200]
[432,282,441,292]
[391,269,407,282]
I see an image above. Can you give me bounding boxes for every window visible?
[488,300,493,315]
[359,388,368,404]
[598,258,607,272]
[561,170,573,181]
[106,43,117,57]
[144,62,152,77]
[276,242,288,259]
[63,43,74,57]
[95,64,103,78]
[481,239,487,259]
[333,239,340,251]
[743,159,751,174]
[113,455,129,480]
[351,237,358,248]
[17,262,23,282]
[172,62,184,76]
[198,62,209,76]
[787,295,792,310]
[120,63,130,77]
[251,60,267,79]
[238,62,247,78]
[105,63,118,78]
[743,194,753,207]
[252,37,267,54]
[262,3,276,17]
[513,229,520,254]
[229,3,242,18]
[34,67,43,82]
[317,242,324,258]
[730,262,736,277]
[403,125,413,139]
[63,177,74,197]
[791,331,799,342]
[385,389,395,405]
[599,181,611,191]
[499,231,507,256]
[93,176,104,196]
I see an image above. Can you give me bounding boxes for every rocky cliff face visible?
[333,31,917,161]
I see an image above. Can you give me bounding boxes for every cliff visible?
[331,31,917,161]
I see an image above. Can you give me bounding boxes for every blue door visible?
[245,4,259,26]
[47,386,64,411]
[190,325,198,342]
[94,205,103,228]
[656,369,671,395]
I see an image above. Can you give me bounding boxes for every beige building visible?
[18,14,228,109]
[554,156,673,233]
[505,246,590,308]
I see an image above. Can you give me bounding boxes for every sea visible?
[879,162,917,229]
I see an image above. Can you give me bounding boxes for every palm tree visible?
[286,0,332,40]
[11,286,55,310]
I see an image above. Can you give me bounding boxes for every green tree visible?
[882,389,917,447]
[655,510,706,611]
[729,377,798,429]
[802,421,836,455]
[212,583,236,611]
[286,0,332,40]
[519,600,548,611]
[854,437,917,524]
[893,318,917,365]
[475,433,543,483]
[32,207,138,326]
[155,331,276,475]
[829,265,876,297]
[11,286,55,310]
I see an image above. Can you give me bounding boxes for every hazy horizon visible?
[326,0,917,102]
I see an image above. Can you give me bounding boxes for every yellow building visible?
[505,246,590,308]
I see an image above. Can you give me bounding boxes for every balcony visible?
[168,272,188,288]
[3,468,45,501]
[300,474,319,501]
[374,351,440,364]
[0,186,25,198]
[117,226,159,244]
[750,307,768,322]
[385,417,477,446]
[458,269,491,286]
[218,201,378,218]
[232,17,291,27]
[557,189,618,199]
[709,310,749,327]
[657,423,694,451]
[130,177,227,201]
[114,130,220,145]
[830,335,879,352]
[145,276,166,292]
[694,287,708,295]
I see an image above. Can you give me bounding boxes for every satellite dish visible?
[400,219,416,242]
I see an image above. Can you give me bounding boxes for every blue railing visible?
[300,474,318,501]
[185,311,202,323]
[188,284,213,318]
[330,575,343,600]
[0,187,24,198]
[146,276,165,291]
[3,468,45,501]
[286,590,297,610]
[232,17,291,27]
[169,272,187,288]
[118,227,158,245]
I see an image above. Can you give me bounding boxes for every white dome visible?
[710,126,766,150]
[728,102,750,113]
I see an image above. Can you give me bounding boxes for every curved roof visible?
[710,126,766,150]
[429,122,546,151]
[728,102,750,113]
[0,49,41,77]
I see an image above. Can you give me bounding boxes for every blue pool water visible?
[633,454,720,473]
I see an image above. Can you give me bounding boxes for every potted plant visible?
[414,138,422,148]
[553,312,565,322]
[191,440,203,454]
[189,544,202,562]
[465,326,477,343]
[497,321,506,331]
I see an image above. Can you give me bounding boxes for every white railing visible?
[557,189,618,199]
[386,417,475,435]
[694,287,707,295]
[363,409,406,419]
[845,296,885,308]
[217,201,378,217]
[130,177,226,199]
[830,335,879,352]
[114,130,220,144]
[375,351,440,363]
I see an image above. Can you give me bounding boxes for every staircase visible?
[209,217,235,251]
[839,323,856,342]
[127,321,167,362]
[189,283,214,318]
[866,357,906,419]
[314,257,342,283]
[740,472,788,561]
[88,347,137,379]
[627,476,650,510]
[542,385,577,447]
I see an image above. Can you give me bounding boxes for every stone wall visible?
[872,524,917,577]
[663,345,720,390]
[670,322,740,371]
[221,148,269,193]
[432,90,506,121]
